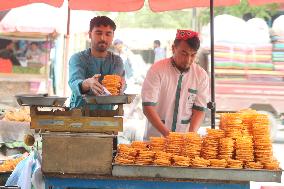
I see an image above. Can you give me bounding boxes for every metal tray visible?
[15,95,67,107]
[84,94,136,105]
[112,164,282,183]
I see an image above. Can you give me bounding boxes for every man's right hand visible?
[143,105,170,137]
[82,74,104,95]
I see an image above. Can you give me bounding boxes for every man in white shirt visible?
[142,30,209,140]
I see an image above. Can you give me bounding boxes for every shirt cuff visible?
[75,80,84,96]
[142,102,157,106]
[193,104,206,111]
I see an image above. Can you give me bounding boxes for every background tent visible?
[0,3,97,35]
[0,4,62,34]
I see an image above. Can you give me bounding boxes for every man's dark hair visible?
[174,36,200,51]
[30,42,38,46]
[0,39,12,49]
[154,40,161,46]
[89,16,116,32]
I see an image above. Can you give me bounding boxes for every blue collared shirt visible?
[68,48,124,109]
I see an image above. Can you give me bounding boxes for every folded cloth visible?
[6,151,44,189]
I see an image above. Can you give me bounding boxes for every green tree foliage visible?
[199,0,279,25]
[97,5,192,28]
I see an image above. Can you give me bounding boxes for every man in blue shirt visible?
[68,16,125,109]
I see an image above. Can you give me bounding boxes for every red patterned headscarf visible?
[175,29,199,41]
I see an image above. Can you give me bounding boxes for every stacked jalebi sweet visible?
[191,157,210,168]
[183,132,202,158]
[252,114,273,164]
[114,144,137,165]
[209,159,227,168]
[149,137,166,152]
[3,107,31,122]
[114,109,281,171]
[227,159,243,169]
[102,75,122,95]
[172,155,191,167]
[154,151,172,166]
[221,113,244,139]
[218,137,234,160]
[201,129,224,159]
[165,132,184,156]
[235,136,254,162]
[245,161,263,169]
[135,150,156,165]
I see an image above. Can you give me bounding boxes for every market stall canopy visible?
[0,0,240,12]
[1,0,283,12]
[67,0,240,11]
[0,0,62,11]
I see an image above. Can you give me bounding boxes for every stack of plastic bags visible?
[201,15,273,71]
[271,15,284,71]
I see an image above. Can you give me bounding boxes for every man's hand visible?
[120,77,126,95]
[82,74,104,95]
[143,106,170,137]
[189,109,205,132]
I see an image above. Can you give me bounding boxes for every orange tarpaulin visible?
[0,0,62,11]
[0,0,240,12]
[67,0,240,11]
[3,0,284,12]
[69,0,144,11]
[1,0,283,12]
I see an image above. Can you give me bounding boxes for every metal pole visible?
[62,2,70,96]
[210,0,216,129]
[67,4,70,36]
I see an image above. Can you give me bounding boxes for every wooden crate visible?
[31,115,122,132]
[30,107,123,133]
[42,133,114,175]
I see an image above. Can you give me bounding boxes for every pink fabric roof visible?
[0,0,241,12]
[0,0,63,11]
[68,0,240,11]
[69,0,144,11]
[1,0,284,12]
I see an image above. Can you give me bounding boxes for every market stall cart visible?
[43,166,282,189]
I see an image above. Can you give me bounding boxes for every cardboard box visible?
[42,133,114,175]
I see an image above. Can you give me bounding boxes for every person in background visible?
[0,39,20,66]
[25,42,43,63]
[153,40,166,63]
[68,16,125,110]
[15,40,28,57]
[113,39,133,80]
[142,30,209,140]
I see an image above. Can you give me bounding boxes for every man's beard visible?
[95,41,108,52]
[176,64,190,73]
[172,58,190,73]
